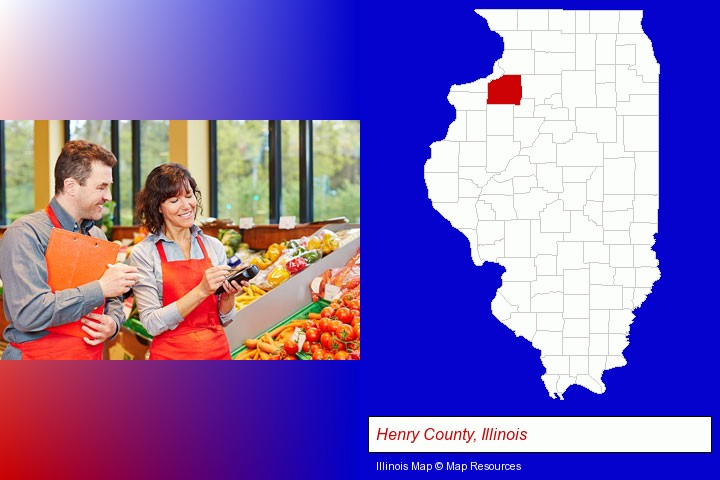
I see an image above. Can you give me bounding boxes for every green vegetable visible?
[301,249,322,264]
[221,230,242,251]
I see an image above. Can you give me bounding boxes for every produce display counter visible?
[231,300,330,360]
[223,223,359,352]
[0,222,359,360]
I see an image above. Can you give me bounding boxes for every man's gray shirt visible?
[0,198,124,359]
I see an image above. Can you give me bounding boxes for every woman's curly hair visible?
[136,163,203,234]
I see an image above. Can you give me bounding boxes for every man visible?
[0,140,139,360]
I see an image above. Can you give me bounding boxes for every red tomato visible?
[312,350,325,360]
[303,320,315,331]
[351,317,360,327]
[310,343,322,354]
[302,341,312,353]
[320,307,335,318]
[350,309,360,318]
[335,307,352,324]
[284,356,298,360]
[329,336,346,352]
[336,324,354,341]
[353,324,360,340]
[347,300,360,311]
[329,320,341,335]
[334,350,349,360]
[305,328,320,343]
[318,318,330,333]
[320,332,333,350]
[284,340,299,356]
[323,351,335,360]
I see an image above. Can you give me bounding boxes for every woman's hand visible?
[217,266,250,315]
[199,265,231,296]
[218,277,249,300]
[216,263,250,299]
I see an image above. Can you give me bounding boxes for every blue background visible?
[0,0,717,478]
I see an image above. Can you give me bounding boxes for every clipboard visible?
[45,228,120,338]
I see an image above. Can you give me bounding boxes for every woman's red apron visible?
[10,205,104,360]
[149,236,231,360]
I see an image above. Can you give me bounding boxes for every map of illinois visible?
[424,9,660,399]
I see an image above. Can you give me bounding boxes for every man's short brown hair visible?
[54,140,117,194]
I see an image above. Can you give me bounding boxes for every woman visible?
[130,163,242,360]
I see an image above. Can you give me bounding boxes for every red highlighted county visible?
[487,75,522,105]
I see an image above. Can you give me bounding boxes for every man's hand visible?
[81,312,118,345]
[99,264,139,297]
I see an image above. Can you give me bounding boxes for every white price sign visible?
[278,215,296,230]
[323,284,341,301]
[291,327,307,351]
[239,217,254,229]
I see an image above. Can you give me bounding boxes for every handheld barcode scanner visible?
[215,264,260,295]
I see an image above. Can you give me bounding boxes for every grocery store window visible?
[65,120,169,225]
[211,120,360,225]
[0,120,35,226]
[313,120,360,223]
[67,120,111,147]
[139,120,170,186]
[281,120,300,219]
[67,120,120,224]
[214,121,270,224]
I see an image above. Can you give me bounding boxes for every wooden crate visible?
[241,223,339,250]
[106,329,150,360]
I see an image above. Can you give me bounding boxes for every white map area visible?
[424,9,660,399]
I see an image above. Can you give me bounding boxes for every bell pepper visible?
[250,256,273,270]
[286,240,300,250]
[321,232,340,254]
[285,257,308,274]
[301,249,322,264]
[265,243,282,262]
[307,236,322,251]
[267,264,291,287]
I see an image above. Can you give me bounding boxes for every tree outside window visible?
[313,120,360,223]
[281,120,300,219]
[3,120,34,224]
[216,121,270,224]
[140,120,170,183]
[68,120,111,147]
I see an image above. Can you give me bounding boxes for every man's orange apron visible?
[10,205,107,360]
[149,237,231,360]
